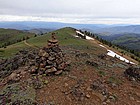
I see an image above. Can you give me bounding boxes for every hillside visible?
[98,33,140,51]
[112,34,140,51]
[0,27,140,105]
[0,28,34,48]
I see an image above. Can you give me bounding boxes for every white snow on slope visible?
[86,35,94,40]
[99,44,106,49]
[76,30,94,40]
[76,30,85,36]
[99,44,135,64]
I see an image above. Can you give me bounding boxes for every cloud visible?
[0,0,140,24]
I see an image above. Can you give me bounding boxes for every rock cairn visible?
[31,33,68,75]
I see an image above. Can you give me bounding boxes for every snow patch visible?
[99,44,135,64]
[76,30,85,36]
[76,30,94,40]
[107,50,135,64]
[75,35,79,38]
[86,36,94,40]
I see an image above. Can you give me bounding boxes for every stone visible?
[109,95,116,101]
[51,67,57,72]
[86,94,90,98]
[102,102,107,105]
[38,49,44,56]
[57,62,65,70]
[43,52,49,58]
[56,58,63,65]
[130,96,135,101]
[40,63,45,68]
[48,56,55,61]
[55,70,63,75]
[66,60,71,65]
[40,68,46,71]
[52,46,61,53]
[64,83,68,87]
[41,57,46,61]
[30,69,36,73]
[47,60,53,65]
[45,67,57,74]
[9,73,17,80]
[48,39,58,44]
[87,87,92,91]
[45,66,52,69]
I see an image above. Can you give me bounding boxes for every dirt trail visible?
[24,40,38,49]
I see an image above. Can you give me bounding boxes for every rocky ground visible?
[0,44,140,105]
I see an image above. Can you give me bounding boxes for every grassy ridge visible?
[0,27,94,58]
[27,27,91,47]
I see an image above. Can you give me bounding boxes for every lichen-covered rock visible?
[124,66,140,81]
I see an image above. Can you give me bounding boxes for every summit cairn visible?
[31,33,69,75]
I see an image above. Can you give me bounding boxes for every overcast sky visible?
[0,0,140,24]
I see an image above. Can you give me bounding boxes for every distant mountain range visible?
[94,25,140,35]
[23,28,54,35]
[0,21,107,30]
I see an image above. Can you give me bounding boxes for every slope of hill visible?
[0,28,34,48]
[0,27,139,105]
[112,34,140,51]
[98,33,140,51]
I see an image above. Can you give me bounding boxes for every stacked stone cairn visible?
[31,33,69,75]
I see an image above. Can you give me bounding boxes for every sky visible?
[0,0,140,24]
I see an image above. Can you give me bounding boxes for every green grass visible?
[0,27,93,58]
[0,41,30,58]
[108,76,122,85]
[28,27,91,47]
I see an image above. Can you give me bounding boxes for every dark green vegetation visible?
[99,33,140,51]
[0,28,34,48]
